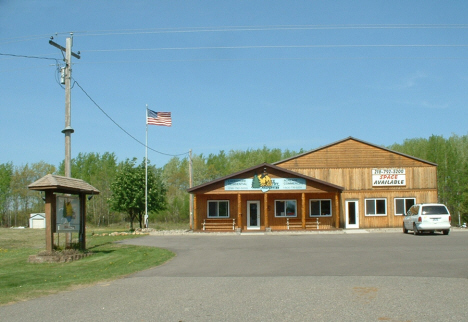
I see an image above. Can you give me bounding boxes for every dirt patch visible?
[28,250,93,263]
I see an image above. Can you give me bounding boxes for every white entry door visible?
[247,201,260,230]
[345,200,359,229]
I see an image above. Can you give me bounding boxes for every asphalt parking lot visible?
[1,230,467,321]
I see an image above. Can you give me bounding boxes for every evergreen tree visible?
[252,173,261,189]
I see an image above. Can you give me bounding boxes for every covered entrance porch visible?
[188,163,344,232]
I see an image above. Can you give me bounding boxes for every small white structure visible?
[29,213,46,229]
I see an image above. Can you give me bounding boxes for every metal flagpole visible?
[145,105,148,228]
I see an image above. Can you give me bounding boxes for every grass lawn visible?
[0,227,175,306]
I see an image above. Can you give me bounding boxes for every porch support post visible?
[193,195,198,230]
[237,193,242,230]
[334,193,340,229]
[264,193,269,228]
[302,193,306,229]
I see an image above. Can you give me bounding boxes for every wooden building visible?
[188,137,438,231]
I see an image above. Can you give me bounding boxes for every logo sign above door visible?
[225,177,306,192]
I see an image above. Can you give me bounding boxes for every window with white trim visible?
[365,198,387,216]
[207,200,229,218]
[309,199,332,217]
[394,198,416,216]
[275,200,297,217]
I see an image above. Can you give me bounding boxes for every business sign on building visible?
[225,178,306,192]
[372,168,406,186]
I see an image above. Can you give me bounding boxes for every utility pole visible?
[49,34,81,248]
[49,33,81,178]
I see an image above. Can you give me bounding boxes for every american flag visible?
[147,109,172,127]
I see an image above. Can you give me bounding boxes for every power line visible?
[81,44,468,54]
[73,79,188,158]
[0,52,59,61]
[0,35,54,45]
[50,24,468,37]
[75,56,468,64]
[2,24,468,44]
[3,45,468,70]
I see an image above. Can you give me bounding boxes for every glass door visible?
[247,201,260,230]
[345,200,359,229]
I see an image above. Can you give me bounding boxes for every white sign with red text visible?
[372,168,406,186]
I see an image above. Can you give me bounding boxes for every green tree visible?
[161,157,190,222]
[8,162,56,227]
[389,134,468,223]
[109,158,166,230]
[0,162,13,226]
[63,152,118,226]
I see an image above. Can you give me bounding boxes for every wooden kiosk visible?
[28,174,100,252]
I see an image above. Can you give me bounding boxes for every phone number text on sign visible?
[372,169,405,175]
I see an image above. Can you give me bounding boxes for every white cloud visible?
[395,71,427,90]
[401,99,449,110]
[419,100,449,110]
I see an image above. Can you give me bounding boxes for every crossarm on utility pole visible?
[49,40,81,59]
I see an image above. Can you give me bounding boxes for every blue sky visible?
[1,1,468,169]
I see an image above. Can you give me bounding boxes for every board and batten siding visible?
[339,189,438,228]
[280,167,437,190]
[277,139,435,169]
[276,167,438,228]
[276,138,439,229]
